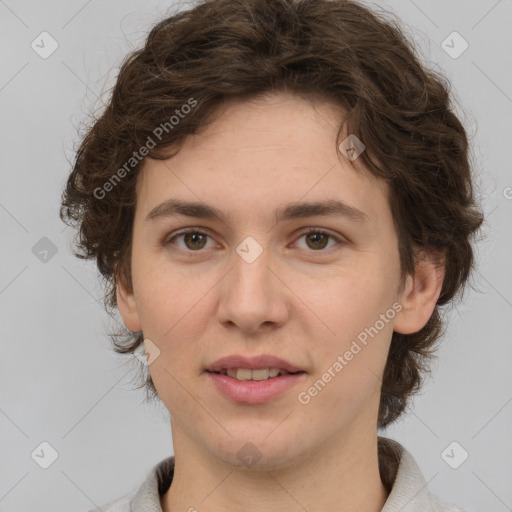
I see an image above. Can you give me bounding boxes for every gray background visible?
[1,0,511,510]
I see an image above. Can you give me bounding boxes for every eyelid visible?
[295,227,347,244]
[165,226,347,252]
[165,227,219,250]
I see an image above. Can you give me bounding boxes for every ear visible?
[116,275,143,332]
[393,248,445,335]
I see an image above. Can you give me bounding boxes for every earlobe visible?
[116,276,143,332]
[393,250,445,335]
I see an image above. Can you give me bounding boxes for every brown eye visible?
[304,232,330,250]
[167,229,214,251]
[182,232,208,250]
[295,229,343,251]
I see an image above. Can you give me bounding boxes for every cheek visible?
[132,257,194,334]
[294,261,396,386]
[295,264,391,336]
[132,261,211,380]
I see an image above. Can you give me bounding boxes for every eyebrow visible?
[145,198,370,225]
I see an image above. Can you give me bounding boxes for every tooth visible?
[236,368,252,380]
[251,368,269,381]
[224,368,292,380]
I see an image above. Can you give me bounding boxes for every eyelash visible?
[165,227,346,254]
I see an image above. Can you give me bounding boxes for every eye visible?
[166,228,216,251]
[165,227,345,253]
[294,228,344,251]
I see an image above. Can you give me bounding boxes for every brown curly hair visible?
[60,0,484,428]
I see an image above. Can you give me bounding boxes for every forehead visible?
[135,92,390,227]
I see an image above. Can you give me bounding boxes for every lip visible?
[205,354,305,373]
[206,371,307,404]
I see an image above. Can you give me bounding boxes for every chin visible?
[208,434,307,473]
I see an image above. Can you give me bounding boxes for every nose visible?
[215,247,290,334]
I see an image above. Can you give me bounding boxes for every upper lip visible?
[206,355,305,373]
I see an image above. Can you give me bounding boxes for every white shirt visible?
[89,437,468,512]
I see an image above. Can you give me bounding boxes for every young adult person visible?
[60,0,483,510]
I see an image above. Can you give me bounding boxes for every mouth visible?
[206,368,306,381]
[204,354,307,403]
[205,354,306,376]
[205,369,307,404]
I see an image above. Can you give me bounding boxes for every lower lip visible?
[206,371,307,404]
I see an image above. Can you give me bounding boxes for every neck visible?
[161,422,388,512]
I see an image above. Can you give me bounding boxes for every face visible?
[117,91,440,469]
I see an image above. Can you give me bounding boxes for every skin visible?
[117,91,445,512]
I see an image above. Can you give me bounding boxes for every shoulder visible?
[378,436,470,512]
[86,455,174,512]
[430,493,472,512]
[87,492,134,512]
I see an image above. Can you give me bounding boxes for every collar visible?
[127,436,451,511]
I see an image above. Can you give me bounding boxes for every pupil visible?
[307,233,327,249]
[185,233,206,250]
